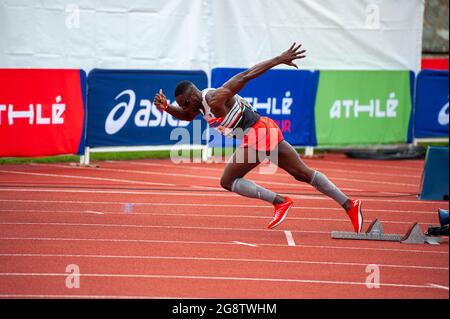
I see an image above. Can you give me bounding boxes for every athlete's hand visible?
[278,43,307,69]
[154,89,169,112]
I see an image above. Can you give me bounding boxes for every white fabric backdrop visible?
[0,0,210,70]
[212,0,425,71]
[0,0,424,72]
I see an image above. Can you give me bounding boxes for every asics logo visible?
[105,89,190,135]
[438,99,449,126]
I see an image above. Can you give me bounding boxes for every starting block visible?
[331,219,443,245]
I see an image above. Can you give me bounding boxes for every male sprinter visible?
[153,43,363,232]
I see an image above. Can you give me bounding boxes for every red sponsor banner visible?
[0,69,86,157]
[421,58,449,70]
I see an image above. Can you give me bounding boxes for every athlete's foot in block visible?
[268,197,294,229]
[346,199,363,233]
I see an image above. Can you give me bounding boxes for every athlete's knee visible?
[220,176,234,191]
[291,168,314,183]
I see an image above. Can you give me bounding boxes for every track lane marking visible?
[0,188,436,204]
[0,200,442,215]
[232,241,258,247]
[296,159,424,172]
[118,161,422,179]
[0,236,446,255]
[0,294,183,299]
[0,272,444,290]
[0,253,446,270]
[427,284,449,290]
[0,221,330,233]
[0,170,174,187]
[0,209,440,224]
[2,221,441,235]
[24,164,316,189]
[85,211,104,215]
[34,163,419,187]
[284,231,296,246]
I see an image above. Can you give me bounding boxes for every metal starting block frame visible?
[331,219,443,245]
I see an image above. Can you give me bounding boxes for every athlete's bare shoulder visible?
[205,87,236,112]
[204,88,216,106]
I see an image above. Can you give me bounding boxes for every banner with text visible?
[0,69,86,157]
[211,68,319,147]
[414,70,449,139]
[314,71,414,146]
[86,69,208,148]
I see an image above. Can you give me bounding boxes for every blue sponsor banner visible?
[78,69,87,155]
[87,69,208,148]
[210,68,319,147]
[407,71,416,143]
[414,70,449,138]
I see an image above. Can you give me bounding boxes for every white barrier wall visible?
[0,0,210,70]
[212,0,425,71]
[0,0,424,72]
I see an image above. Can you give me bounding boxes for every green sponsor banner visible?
[314,71,412,146]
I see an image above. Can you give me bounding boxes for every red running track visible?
[0,154,448,299]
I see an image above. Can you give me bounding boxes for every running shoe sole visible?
[357,201,363,233]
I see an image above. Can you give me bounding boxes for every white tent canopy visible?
[0,0,424,72]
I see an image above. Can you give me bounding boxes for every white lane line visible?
[0,209,438,224]
[308,167,421,179]
[30,164,313,189]
[125,161,229,172]
[303,159,423,172]
[0,294,186,299]
[0,184,409,196]
[35,163,418,188]
[112,162,420,186]
[0,200,442,215]
[39,163,219,180]
[0,188,436,204]
[0,221,328,234]
[85,211,104,215]
[0,170,174,187]
[0,253,446,271]
[232,241,257,247]
[0,187,239,198]
[427,284,449,290]
[120,160,422,178]
[0,272,442,290]
[2,219,434,234]
[324,176,417,187]
[191,185,224,191]
[0,236,446,255]
[284,231,296,247]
